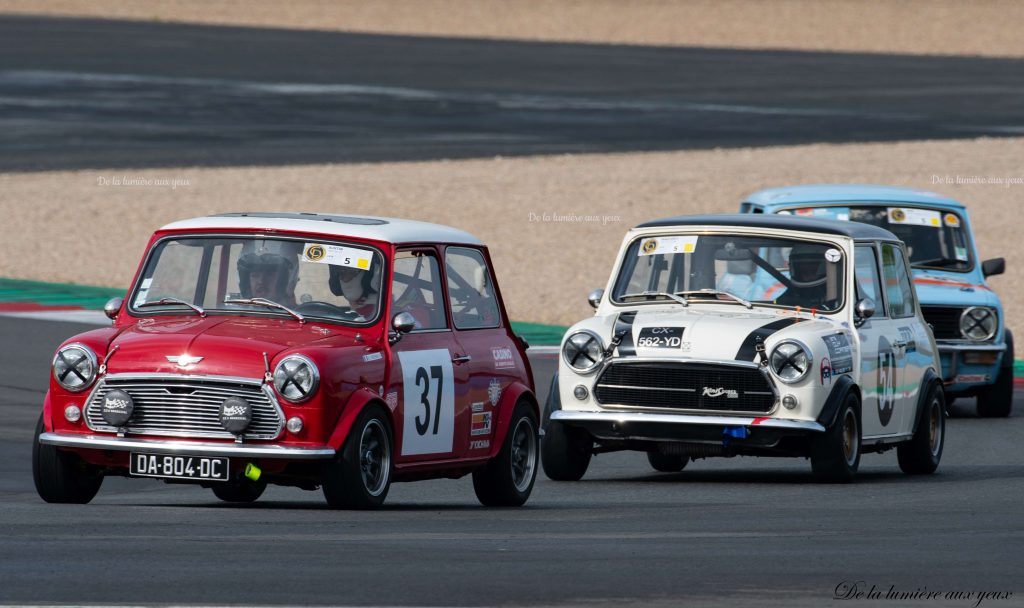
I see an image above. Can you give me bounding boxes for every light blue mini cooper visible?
[741,185,1011,417]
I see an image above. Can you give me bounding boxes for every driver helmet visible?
[237,240,301,300]
[788,245,827,287]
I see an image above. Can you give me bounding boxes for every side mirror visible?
[982,257,1005,278]
[389,312,416,344]
[103,297,124,321]
[587,288,605,310]
[854,298,876,327]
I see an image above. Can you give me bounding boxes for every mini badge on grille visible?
[101,388,134,426]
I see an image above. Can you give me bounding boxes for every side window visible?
[392,251,447,330]
[445,247,500,329]
[854,246,884,314]
[881,243,916,318]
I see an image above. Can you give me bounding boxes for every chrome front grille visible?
[594,361,777,414]
[84,374,284,440]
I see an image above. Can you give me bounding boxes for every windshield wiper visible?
[675,289,753,309]
[619,291,689,306]
[137,297,206,317]
[912,257,963,268]
[224,298,305,323]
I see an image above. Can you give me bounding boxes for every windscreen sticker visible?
[639,235,698,256]
[943,213,961,227]
[955,246,969,261]
[793,207,850,221]
[134,278,153,306]
[821,334,854,375]
[887,207,941,228]
[302,243,372,269]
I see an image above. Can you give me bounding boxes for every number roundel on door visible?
[397,349,455,456]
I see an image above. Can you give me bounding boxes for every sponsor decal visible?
[471,401,485,413]
[820,357,833,385]
[492,346,515,369]
[887,207,941,228]
[877,336,897,427]
[636,326,684,348]
[363,351,383,362]
[955,374,990,384]
[471,411,493,436]
[385,391,398,409]
[702,387,739,399]
[470,439,490,450]
[638,235,698,256]
[488,378,502,407]
[222,404,248,417]
[302,242,372,270]
[824,248,842,263]
[821,334,854,376]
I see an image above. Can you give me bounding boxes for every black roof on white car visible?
[635,214,899,241]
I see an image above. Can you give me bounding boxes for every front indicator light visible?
[286,416,304,434]
[64,405,82,423]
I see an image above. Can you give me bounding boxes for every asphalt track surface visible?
[3,15,1024,171]
[1,316,1022,606]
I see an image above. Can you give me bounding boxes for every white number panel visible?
[397,349,455,456]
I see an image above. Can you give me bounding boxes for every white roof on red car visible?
[159,212,483,246]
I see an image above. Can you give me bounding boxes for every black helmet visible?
[238,249,297,299]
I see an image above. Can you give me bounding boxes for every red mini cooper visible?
[34,213,539,508]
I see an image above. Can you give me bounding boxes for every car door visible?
[854,244,901,438]
[388,248,470,463]
[443,246,519,458]
[880,242,923,436]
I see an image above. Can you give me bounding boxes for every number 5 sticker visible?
[397,349,455,456]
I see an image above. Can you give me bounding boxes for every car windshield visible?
[612,233,846,312]
[129,236,384,325]
[779,205,971,271]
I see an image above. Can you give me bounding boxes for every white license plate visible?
[130,453,229,482]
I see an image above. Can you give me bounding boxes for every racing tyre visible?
[976,363,1013,418]
[898,383,945,475]
[473,402,538,507]
[541,420,593,481]
[810,393,861,483]
[323,405,392,509]
[212,479,266,503]
[647,451,689,473]
[32,414,103,504]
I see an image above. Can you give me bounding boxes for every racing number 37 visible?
[397,350,455,456]
[415,365,444,435]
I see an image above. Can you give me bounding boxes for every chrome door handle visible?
[452,354,472,364]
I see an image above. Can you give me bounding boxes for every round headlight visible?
[960,307,997,341]
[52,343,98,392]
[562,331,605,374]
[769,340,812,384]
[273,355,319,403]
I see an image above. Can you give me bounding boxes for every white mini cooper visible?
[542,214,946,482]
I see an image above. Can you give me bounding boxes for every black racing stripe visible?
[734,318,804,361]
[613,311,638,357]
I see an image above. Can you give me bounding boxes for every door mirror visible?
[103,297,124,321]
[982,257,1005,278]
[389,312,416,344]
[587,288,605,309]
[854,298,876,327]
[392,311,416,334]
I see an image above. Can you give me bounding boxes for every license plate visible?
[636,326,685,348]
[130,453,229,482]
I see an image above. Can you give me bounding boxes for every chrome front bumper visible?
[935,342,1005,354]
[39,432,336,459]
[551,410,825,432]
